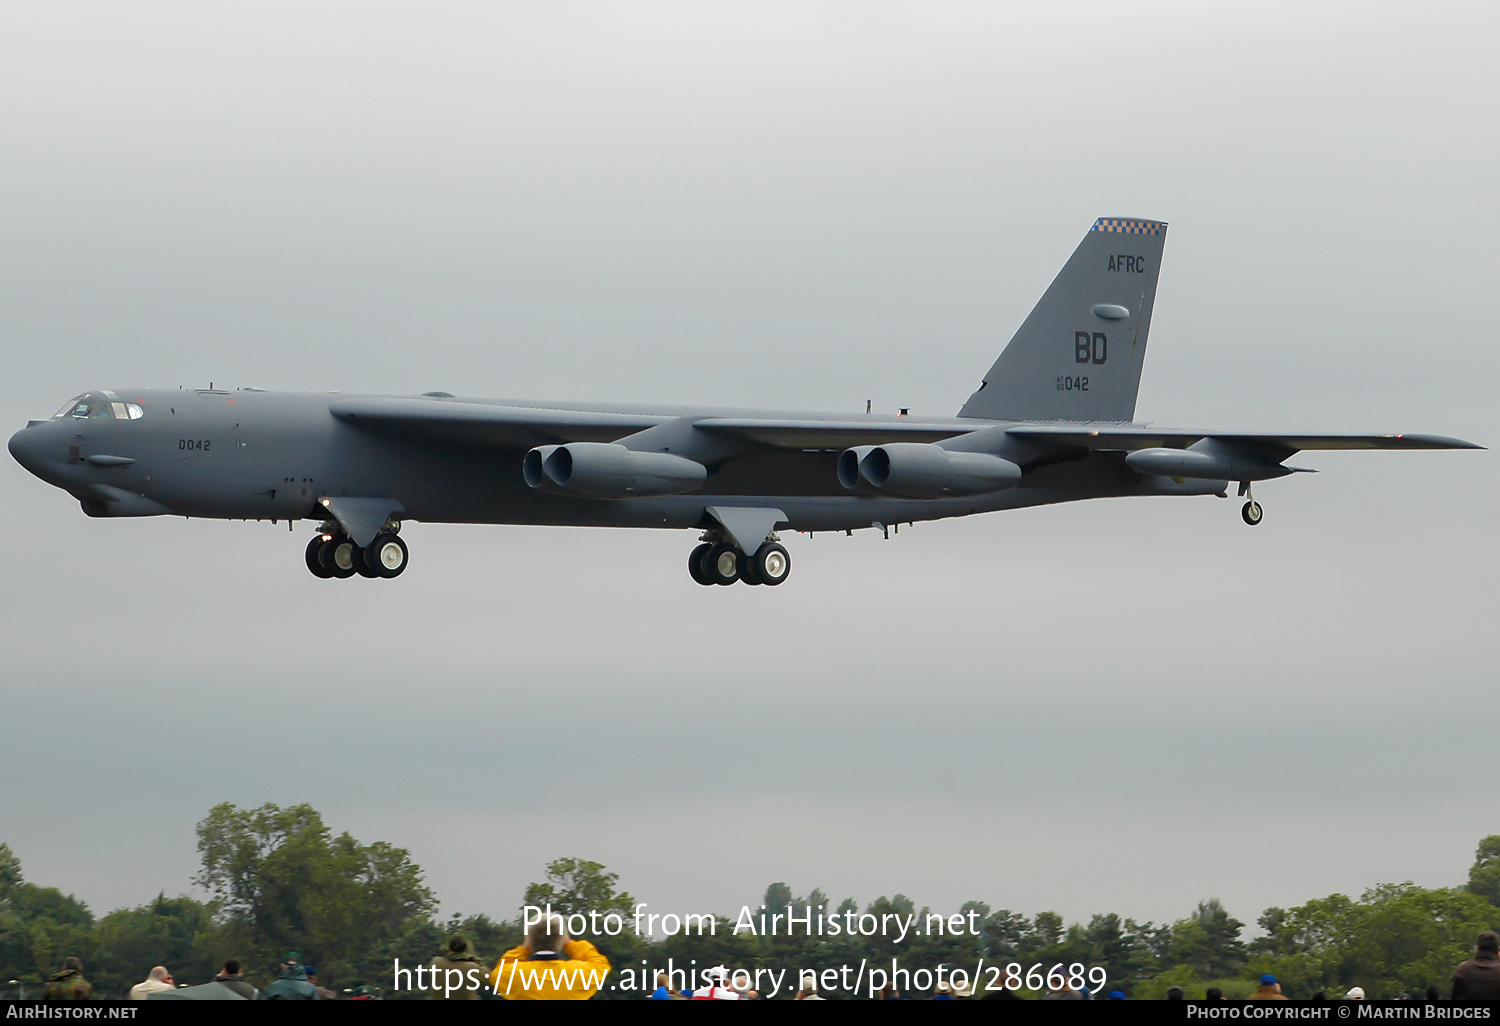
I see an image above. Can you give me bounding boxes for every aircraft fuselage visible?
[7,387,1206,534]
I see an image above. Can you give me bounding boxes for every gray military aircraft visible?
[8,217,1481,586]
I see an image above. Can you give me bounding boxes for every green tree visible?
[977,909,1033,963]
[1165,899,1245,978]
[0,844,21,909]
[1031,911,1063,950]
[1466,836,1500,907]
[1255,883,1499,998]
[1250,906,1293,957]
[862,895,916,964]
[9,883,95,986]
[1084,913,1160,994]
[762,882,792,911]
[521,858,646,999]
[522,858,635,920]
[194,802,435,987]
[92,894,220,997]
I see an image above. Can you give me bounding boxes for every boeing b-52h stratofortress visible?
[9,217,1481,587]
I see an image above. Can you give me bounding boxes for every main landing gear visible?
[1239,482,1264,526]
[305,522,409,580]
[688,535,791,587]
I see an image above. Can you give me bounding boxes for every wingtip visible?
[1393,433,1485,450]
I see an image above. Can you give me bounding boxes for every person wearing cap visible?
[262,952,318,1000]
[1247,974,1288,1000]
[488,913,611,1000]
[1453,931,1500,1000]
[1345,986,1366,1000]
[430,934,487,1000]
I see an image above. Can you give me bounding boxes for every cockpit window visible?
[57,392,144,421]
[54,396,83,418]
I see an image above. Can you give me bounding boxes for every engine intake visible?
[837,443,1022,498]
[523,443,707,498]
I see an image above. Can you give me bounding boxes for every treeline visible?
[2,803,1498,999]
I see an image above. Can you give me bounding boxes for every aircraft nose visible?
[8,424,53,478]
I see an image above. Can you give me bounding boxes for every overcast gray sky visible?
[1,0,1496,933]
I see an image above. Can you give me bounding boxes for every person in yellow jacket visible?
[488,915,611,1000]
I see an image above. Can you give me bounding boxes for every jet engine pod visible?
[839,443,1021,498]
[522,442,707,498]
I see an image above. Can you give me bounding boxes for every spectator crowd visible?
[25,928,1500,1001]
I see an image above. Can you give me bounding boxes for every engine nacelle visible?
[523,442,707,498]
[838,443,1022,498]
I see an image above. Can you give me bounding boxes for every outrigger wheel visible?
[1238,481,1265,527]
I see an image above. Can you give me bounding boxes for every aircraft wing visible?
[1006,425,1483,456]
[693,418,969,449]
[331,398,976,451]
[328,397,672,447]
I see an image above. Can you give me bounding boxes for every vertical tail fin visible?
[958,217,1167,422]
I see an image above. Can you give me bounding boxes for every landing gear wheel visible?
[305,536,334,578]
[366,534,408,578]
[688,543,714,586]
[1242,501,1264,526]
[751,542,791,585]
[320,536,360,579]
[354,544,380,578]
[706,542,740,585]
[737,550,763,585]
